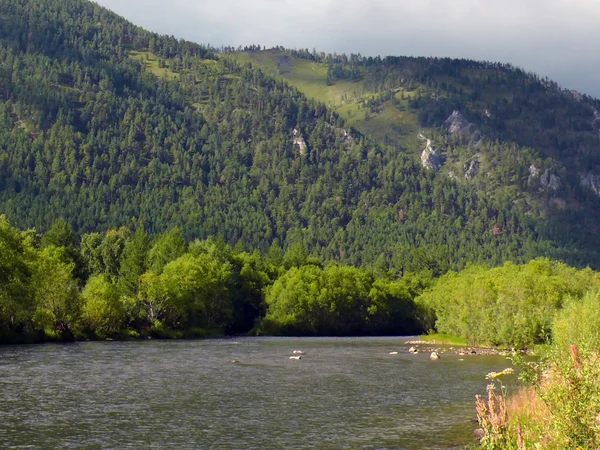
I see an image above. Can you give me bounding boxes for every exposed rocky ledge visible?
[446,110,473,135]
[292,128,307,155]
[420,138,443,171]
[464,154,481,180]
[445,110,482,141]
[581,173,600,197]
[540,168,561,192]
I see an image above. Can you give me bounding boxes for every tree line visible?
[0,216,430,343]
[3,215,600,348]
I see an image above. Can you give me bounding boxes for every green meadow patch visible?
[129,51,178,79]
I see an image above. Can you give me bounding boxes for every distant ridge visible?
[1,0,600,270]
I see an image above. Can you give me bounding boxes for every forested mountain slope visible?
[1,0,600,271]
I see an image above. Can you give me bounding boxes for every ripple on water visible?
[0,337,518,449]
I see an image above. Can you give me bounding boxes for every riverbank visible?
[405,334,535,356]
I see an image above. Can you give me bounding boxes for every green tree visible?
[31,246,81,340]
[80,233,103,277]
[98,227,131,282]
[148,227,188,274]
[118,226,150,296]
[81,275,126,337]
[139,253,233,329]
[0,216,35,336]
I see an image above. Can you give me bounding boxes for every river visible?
[0,337,518,449]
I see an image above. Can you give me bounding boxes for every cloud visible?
[95,0,600,97]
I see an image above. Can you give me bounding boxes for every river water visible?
[0,337,518,449]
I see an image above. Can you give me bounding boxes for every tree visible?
[98,227,131,282]
[148,227,188,274]
[41,218,85,283]
[118,226,150,296]
[32,246,81,340]
[139,253,232,329]
[0,216,35,335]
[81,275,126,337]
[80,233,103,278]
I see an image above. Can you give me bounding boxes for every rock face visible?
[581,173,600,197]
[568,90,584,102]
[292,128,307,155]
[528,164,540,185]
[464,154,481,180]
[446,110,472,135]
[445,110,483,146]
[336,126,356,150]
[421,139,443,171]
[529,165,540,178]
[340,128,356,150]
[540,169,561,192]
[445,110,479,136]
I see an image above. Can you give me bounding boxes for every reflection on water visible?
[0,337,518,449]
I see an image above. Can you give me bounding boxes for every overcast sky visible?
[94,0,600,98]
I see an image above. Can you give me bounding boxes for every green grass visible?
[129,51,178,79]
[231,50,425,147]
[418,333,470,346]
[233,50,359,106]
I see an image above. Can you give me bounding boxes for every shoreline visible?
[405,339,534,356]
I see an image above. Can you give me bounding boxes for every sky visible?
[94,0,600,98]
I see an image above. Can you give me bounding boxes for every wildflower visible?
[516,423,525,450]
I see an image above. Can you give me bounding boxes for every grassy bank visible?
[475,291,600,448]
[417,333,470,346]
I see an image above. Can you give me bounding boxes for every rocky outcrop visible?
[339,127,356,150]
[568,90,584,102]
[446,110,480,136]
[446,110,472,135]
[445,110,483,146]
[292,128,307,155]
[464,154,481,180]
[325,125,356,151]
[420,139,442,171]
[581,173,600,197]
[529,165,540,178]
[540,169,561,192]
[528,164,540,185]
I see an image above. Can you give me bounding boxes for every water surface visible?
[0,337,518,449]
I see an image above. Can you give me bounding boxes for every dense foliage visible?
[261,264,426,335]
[0,217,429,343]
[0,0,599,272]
[476,291,600,449]
[417,259,600,348]
[4,215,600,347]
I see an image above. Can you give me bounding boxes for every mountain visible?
[1,0,600,271]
